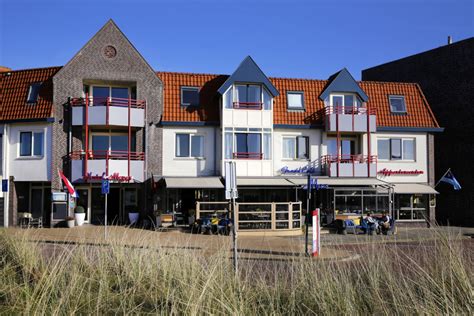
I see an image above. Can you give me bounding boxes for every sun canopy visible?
[392,183,438,194]
[165,177,224,189]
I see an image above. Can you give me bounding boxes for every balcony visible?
[70,97,145,127]
[70,150,145,183]
[325,106,376,133]
[321,155,377,177]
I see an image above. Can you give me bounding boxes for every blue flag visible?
[440,170,461,190]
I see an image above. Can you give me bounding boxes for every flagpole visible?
[435,168,451,188]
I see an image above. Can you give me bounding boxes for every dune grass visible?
[0,228,472,315]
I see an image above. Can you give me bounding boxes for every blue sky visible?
[0,0,472,79]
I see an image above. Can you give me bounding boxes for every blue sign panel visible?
[1,179,7,192]
[101,179,110,195]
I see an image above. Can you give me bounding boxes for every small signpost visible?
[225,161,238,272]
[312,208,321,257]
[101,178,110,239]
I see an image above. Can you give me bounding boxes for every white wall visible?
[0,124,4,200]
[162,126,217,177]
[8,123,52,181]
[368,132,428,183]
[273,128,322,175]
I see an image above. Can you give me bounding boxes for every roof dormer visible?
[319,68,368,102]
[218,56,279,97]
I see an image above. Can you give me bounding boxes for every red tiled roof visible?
[157,72,228,123]
[158,72,439,128]
[1,67,61,121]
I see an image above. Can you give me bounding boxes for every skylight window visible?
[27,82,42,103]
[389,95,407,113]
[287,91,305,110]
[181,87,200,106]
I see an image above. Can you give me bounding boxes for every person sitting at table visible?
[365,213,378,235]
[378,212,391,234]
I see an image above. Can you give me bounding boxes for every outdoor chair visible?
[345,219,357,234]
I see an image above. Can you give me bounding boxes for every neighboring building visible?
[362,37,473,227]
[0,20,442,230]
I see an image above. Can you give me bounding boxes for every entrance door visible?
[91,188,105,224]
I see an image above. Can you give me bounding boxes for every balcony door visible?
[90,133,136,154]
[327,138,357,158]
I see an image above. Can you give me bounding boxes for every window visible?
[396,194,428,220]
[181,87,200,106]
[262,87,272,110]
[391,139,402,160]
[175,134,204,158]
[287,92,304,110]
[389,96,407,113]
[377,139,390,160]
[19,131,44,157]
[326,138,356,157]
[91,134,136,152]
[234,84,262,107]
[330,94,361,113]
[378,138,415,161]
[283,136,309,159]
[27,83,41,103]
[91,86,132,105]
[224,128,270,159]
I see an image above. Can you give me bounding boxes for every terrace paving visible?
[3,226,473,261]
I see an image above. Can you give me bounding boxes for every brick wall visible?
[363,38,474,226]
[52,21,163,201]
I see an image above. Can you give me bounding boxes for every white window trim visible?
[17,130,44,159]
[174,133,205,159]
[286,91,305,110]
[388,95,407,113]
[282,136,309,160]
[180,86,200,106]
[377,137,416,162]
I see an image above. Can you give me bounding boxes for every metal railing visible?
[233,102,263,110]
[69,150,145,160]
[70,96,146,109]
[321,154,377,164]
[233,152,263,160]
[325,105,376,116]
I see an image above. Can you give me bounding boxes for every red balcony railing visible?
[321,154,377,164]
[233,152,263,159]
[69,150,145,161]
[325,106,376,116]
[70,97,146,109]
[233,102,263,110]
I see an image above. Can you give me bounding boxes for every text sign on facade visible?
[312,208,320,257]
[101,179,110,195]
[1,180,7,192]
[225,161,238,200]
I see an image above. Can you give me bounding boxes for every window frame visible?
[377,137,416,161]
[282,136,309,160]
[26,82,42,103]
[286,91,305,110]
[175,133,205,159]
[388,95,407,113]
[224,127,271,160]
[89,132,136,153]
[18,131,44,158]
[180,86,200,107]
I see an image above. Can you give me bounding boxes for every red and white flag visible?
[58,169,78,198]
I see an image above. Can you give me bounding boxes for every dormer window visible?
[181,87,200,106]
[27,82,41,103]
[234,84,262,109]
[389,95,407,113]
[330,93,362,113]
[287,91,304,110]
